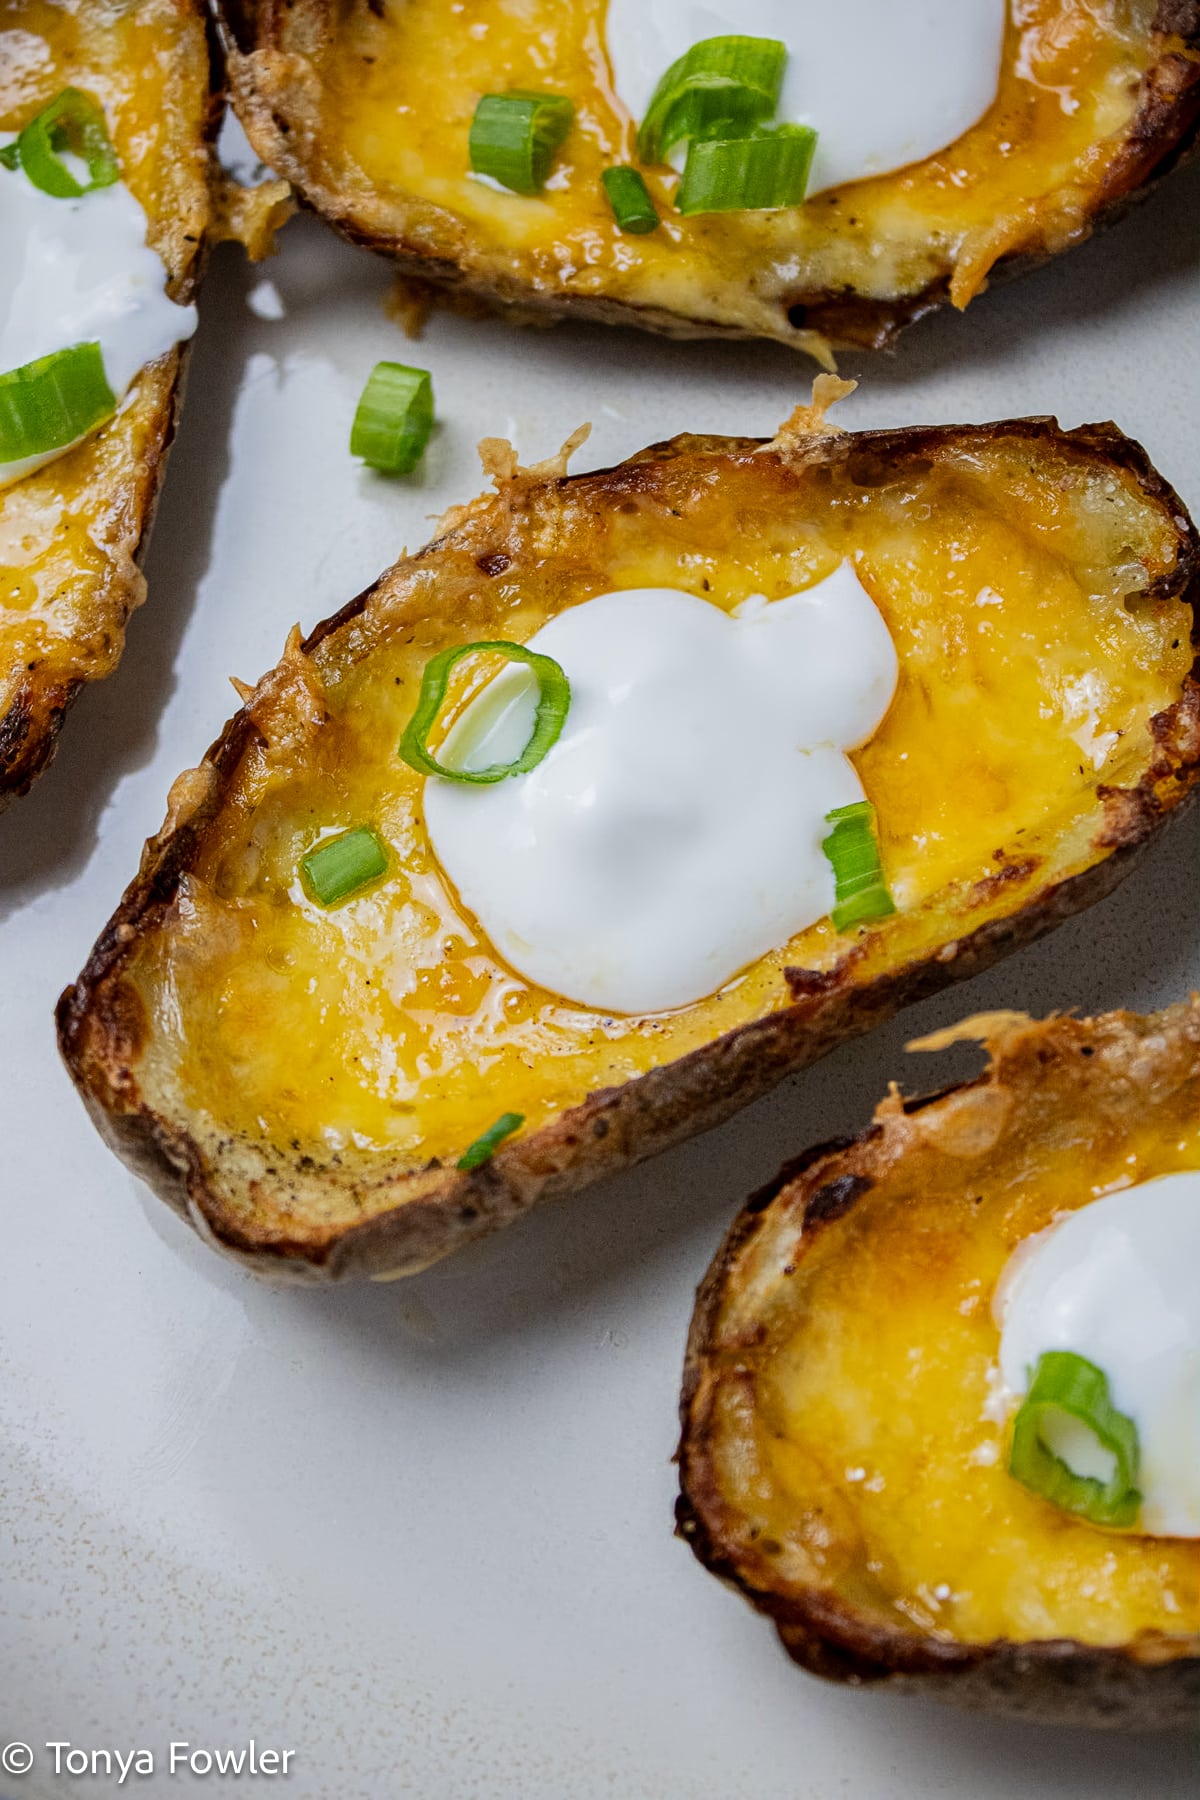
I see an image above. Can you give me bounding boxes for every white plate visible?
[2,140,1199,1798]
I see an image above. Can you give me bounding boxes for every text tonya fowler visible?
[22,1740,296,1782]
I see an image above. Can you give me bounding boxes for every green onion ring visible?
[457,1112,525,1171]
[638,36,785,166]
[0,340,116,466]
[7,88,120,198]
[821,800,895,931]
[469,91,574,196]
[602,165,660,234]
[300,826,389,909]
[677,123,817,216]
[1008,1350,1142,1530]
[350,362,434,476]
[399,641,571,785]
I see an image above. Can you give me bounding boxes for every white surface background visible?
[1,139,1198,1798]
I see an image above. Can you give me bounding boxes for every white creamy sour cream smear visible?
[996,1172,1200,1538]
[424,564,897,1015]
[0,146,197,488]
[605,0,1008,195]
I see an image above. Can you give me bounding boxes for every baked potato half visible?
[214,0,1200,356]
[676,1002,1200,1727]
[58,402,1200,1282]
[0,0,215,808]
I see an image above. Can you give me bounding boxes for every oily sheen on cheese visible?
[604,0,1008,195]
[424,563,898,1015]
[996,1173,1200,1539]
[0,143,196,488]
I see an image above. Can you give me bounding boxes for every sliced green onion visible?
[469,91,574,195]
[822,800,895,931]
[301,826,389,908]
[677,123,817,216]
[458,1112,525,1172]
[0,341,116,466]
[602,165,659,234]
[1009,1351,1142,1530]
[350,362,434,476]
[6,88,119,198]
[399,641,571,785]
[0,142,19,170]
[637,36,785,167]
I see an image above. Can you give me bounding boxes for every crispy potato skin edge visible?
[0,0,220,811]
[675,1001,1200,1727]
[212,1,1200,352]
[56,418,1200,1285]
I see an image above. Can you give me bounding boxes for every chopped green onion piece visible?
[399,641,571,785]
[1009,1351,1142,1530]
[350,362,434,476]
[677,123,817,216]
[301,826,389,908]
[8,88,119,198]
[0,142,19,170]
[602,165,659,233]
[0,341,116,465]
[469,91,574,195]
[637,36,785,166]
[822,800,895,931]
[458,1112,525,1172]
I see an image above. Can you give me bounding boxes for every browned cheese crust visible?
[0,0,218,809]
[677,1001,1200,1727]
[56,414,1200,1284]
[213,0,1200,353]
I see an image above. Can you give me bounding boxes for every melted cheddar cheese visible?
[748,1080,1200,1645]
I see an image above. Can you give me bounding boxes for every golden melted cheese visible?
[274,0,1165,337]
[131,433,1191,1191]
[748,1095,1200,1646]
[0,1,211,767]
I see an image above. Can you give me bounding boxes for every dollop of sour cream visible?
[0,146,197,488]
[996,1172,1200,1538]
[605,0,1008,196]
[424,563,897,1015]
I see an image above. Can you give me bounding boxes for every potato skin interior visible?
[0,0,213,804]
[219,0,1200,348]
[677,1004,1200,1722]
[58,419,1200,1279]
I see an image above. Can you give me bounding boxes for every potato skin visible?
[676,1002,1200,1728]
[57,416,1200,1284]
[213,1,1200,353]
[0,0,218,809]
[0,350,189,807]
